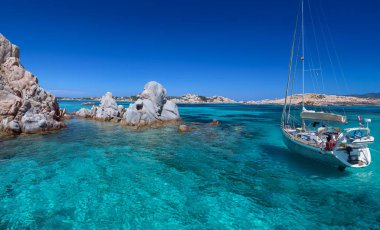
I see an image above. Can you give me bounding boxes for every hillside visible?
[245,94,380,106]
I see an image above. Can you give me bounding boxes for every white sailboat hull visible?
[281,129,371,168]
[282,130,346,167]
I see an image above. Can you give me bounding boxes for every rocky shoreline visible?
[0,34,66,134]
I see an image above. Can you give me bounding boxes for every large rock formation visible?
[75,92,124,122]
[122,81,180,126]
[75,82,180,127]
[0,34,65,134]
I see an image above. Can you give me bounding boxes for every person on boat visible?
[325,134,336,151]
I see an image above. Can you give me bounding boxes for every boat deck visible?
[283,129,321,149]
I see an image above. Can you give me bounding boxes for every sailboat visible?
[281,0,375,170]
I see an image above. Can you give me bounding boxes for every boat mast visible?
[282,1,300,127]
[301,0,305,110]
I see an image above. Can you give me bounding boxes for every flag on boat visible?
[358,116,364,127]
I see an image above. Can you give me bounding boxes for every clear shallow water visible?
[1,102,380,229]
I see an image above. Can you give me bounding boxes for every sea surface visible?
[1,101,380,229]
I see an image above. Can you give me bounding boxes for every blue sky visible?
[1,0,379,100]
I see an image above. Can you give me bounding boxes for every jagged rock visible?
[98,92,116,109]
[94,92,122,121]
[123,81,180,126]
[0,34,65,134]
[75,92,123,121]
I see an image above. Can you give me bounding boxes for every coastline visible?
[243,93,380,106]
[58,93,380,106]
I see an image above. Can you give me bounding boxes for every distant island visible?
[58,94,237,104]
[347,92,380,99]
[245,93,380,106]
[58,93,380,106]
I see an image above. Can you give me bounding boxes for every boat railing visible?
[285,130,323,149]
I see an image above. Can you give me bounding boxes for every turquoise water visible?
[1,101,380,229]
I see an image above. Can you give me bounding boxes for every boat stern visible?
[335,146,372,168]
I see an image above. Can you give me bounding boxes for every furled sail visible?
[301,110,347,123]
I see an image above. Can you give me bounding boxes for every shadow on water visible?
[259,143,350,178]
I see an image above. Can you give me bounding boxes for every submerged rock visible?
[76,92,124,122]
[0,34,65,134]
[178,124,192,132]
[211,119,220,126]
[122,81,180,126]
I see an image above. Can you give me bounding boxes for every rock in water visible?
[178,124,192,132]
[75,92,124,121]
[123,81,180,126]
[75,83,179,127]
[95,92,121,121]
[76,108,92,118]
[211,119,220,126]
[0,34,65,134]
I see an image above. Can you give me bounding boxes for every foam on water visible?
[1,102,380,228]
